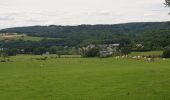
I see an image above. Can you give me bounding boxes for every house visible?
[99,44,107,48]
[110,44,120,47]
[136,44,144,48]
[100,51,113,57]
[87,44,96,49]
[79,43,120,57]
[99,46,113,57]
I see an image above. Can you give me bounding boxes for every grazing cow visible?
[125,55,128,58]
[115,56,120,59]
[132,56,137,59]
[163,58,166,60]
[122,56,125,59]
[143,57,147,59]
[146,58,154,62]
[137,56,142,60]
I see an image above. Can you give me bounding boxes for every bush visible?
[162,50,170,58]
[0,60,6,62]
[84,48,99,57]
[121,47,132,55]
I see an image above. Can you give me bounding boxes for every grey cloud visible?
[0,16,13,20]
[97,11,112,16]
[0,0,169,29]
[26,19,48,23]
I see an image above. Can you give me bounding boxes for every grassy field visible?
[130,51,163,57]
[0,35,58,41]
[0,55,170,100]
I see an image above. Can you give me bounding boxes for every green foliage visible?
[0,22,169,44]
[0,52,9,62]
[84,48,99,57]
[0,52,8,58]
[162,49,170,58]
[165,0,170,7]
[49,46,57,54]
[121,46,132,55]
[130,51,163,57]
[0,22,170,55]
[5,48,18,56]
[33,47,47,55]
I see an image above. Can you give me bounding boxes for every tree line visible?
[0,22,170,57]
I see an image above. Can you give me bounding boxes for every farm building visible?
[79,43,120,57]
[99,47,113,57]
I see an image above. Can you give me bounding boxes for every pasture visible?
[130,51,163,57]
[0,34,57,41]
[0,55,170,100]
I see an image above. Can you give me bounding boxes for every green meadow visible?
[0,35,58,41]
[0,55,170,100]
[130,51,163,57]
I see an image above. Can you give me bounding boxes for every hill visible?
[0,22,170,39]
[0,22,170,54]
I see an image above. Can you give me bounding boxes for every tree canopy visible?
[0,22,170,56]
[165,0,170,7]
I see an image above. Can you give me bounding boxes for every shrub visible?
[121,47,132,55]
[162,49,170,58]
[84,48,99,57]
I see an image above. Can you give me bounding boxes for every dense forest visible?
[0,22,170,56]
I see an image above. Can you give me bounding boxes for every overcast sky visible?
[0,0,169,29]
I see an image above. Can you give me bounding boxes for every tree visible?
[33,47,47,55]
[165,0,170,14]
[0,52,9,62]
[5,48,18,56]
[56,51,62,58]
[165,0,170,7]
[162,49,170,58]
[49,46,58,54]
[84,48,99,57]
[120,46,132,55]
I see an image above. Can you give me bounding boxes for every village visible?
[78,43,163,62]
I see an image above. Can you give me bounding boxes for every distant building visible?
[99,47,113,57]
[136,44,144,48]
[110,44,120,47]
[79,43,120,57]
[87,44,96,49]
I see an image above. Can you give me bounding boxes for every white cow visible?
[115,56,120,59]
[146,58,154,62]
[132,56,137,59]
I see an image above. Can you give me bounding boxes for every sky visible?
[0,0,169,29]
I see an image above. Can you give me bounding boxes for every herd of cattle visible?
[115,55,166,62]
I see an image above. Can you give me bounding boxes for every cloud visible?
[0,16,13,21]
[0,0,169,29]
[97,10,112,16]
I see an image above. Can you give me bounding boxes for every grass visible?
[0,35,59,41]
[23,36,61,41]
[130,51,163,57]
[0,55,170,100]
[21,36,46,41]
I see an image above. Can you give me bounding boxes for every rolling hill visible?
[0,22,170,50]
[0,22,170,39]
